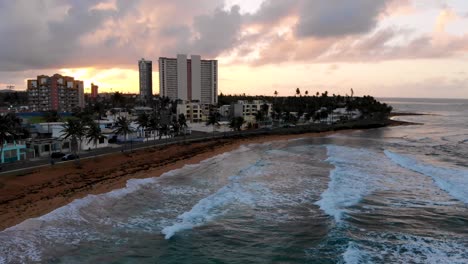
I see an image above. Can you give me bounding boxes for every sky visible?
[0,0,467,98]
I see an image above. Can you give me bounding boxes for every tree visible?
[111,92,125,108]
[254,110,264,124]
[296,88,301,97]
[305,90,309,96]
[136,112,150,139]
[229,116,245,132]
[0,113,21,163]
[61,118,86,156]
[43,110,61,123]
[113,116,134,151]
[274,90,278,97]
[93,102,106,120]
[178,114,188,137]
[149,112,160,143]
[206,108,220,137]
[86,122,103,155]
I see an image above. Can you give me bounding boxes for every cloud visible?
[295,0,389,38]
[0,0,468,78]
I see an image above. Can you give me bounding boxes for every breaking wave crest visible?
[384,150,468,203]
[316,145,393,222]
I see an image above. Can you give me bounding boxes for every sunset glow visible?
[0,0,467,98]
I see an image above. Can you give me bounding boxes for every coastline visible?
[0,120,415,231]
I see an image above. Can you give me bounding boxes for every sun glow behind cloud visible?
[59,68,145,94]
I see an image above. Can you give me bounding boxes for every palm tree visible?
[159,124,169,142]
[0,113,21,163]
[86,122,103,156]
[136,112,150,139]
[296,88,301,97]
[113,116,134,152]
[111,92,125,108]
[206,109,220,137]
[149,112,160,144]
[274,90,278,97]
[305,90,309,97]
[61,118,86,156]
[178,114,188,140]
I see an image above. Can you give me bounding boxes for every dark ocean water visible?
[1,98,467,263]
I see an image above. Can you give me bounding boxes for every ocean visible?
[1,98,467,263]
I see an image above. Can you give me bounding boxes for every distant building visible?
[27,74,85,112]
[138,58,153,102]
[159,54,218,105]
[177,102,205,123]
[91,83,99,98]
[230,100,273,123]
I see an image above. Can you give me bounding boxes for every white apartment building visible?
[176,101,209,123]
[159,54,218,105]
[231,100,273,123]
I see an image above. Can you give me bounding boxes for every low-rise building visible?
[1,140,28,163]
[176,101,207,122]
[230,100,273,123]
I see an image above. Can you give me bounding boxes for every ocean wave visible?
[161,160,267,239]
[343,232,468,264]
[316,145,394,222]
[384,150,468,203]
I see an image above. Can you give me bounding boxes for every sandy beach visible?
[0,130,344,231]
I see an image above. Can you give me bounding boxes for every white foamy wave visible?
[384,150,468,203]
[344,233,468,264]
[0,235,43,263]
[36,177,158,223]
[161,181,255,239]
[342,242,370,264]
[161,161,267,239]
[316,145,391,222]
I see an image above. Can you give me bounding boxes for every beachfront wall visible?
[1,140,27,164]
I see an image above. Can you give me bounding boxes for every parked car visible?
[61,154,79,161]
[50,152,66,159]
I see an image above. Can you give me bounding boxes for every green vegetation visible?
[0,113,22,162]
[0,91,28,107]
[218,92,392,122]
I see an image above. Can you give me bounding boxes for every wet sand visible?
[0,131,340,231]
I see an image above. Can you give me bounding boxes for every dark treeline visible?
[218,91,393,119]
[0,91,28,107]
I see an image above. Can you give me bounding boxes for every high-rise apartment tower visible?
[138,58,153,102]
[159,54,218,105]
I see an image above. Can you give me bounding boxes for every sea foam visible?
[384,150,468,203]
[316,145,388,222]
[161,160,267,239]
[343,232,468,264]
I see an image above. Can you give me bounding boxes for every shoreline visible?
[0,120,414,231]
